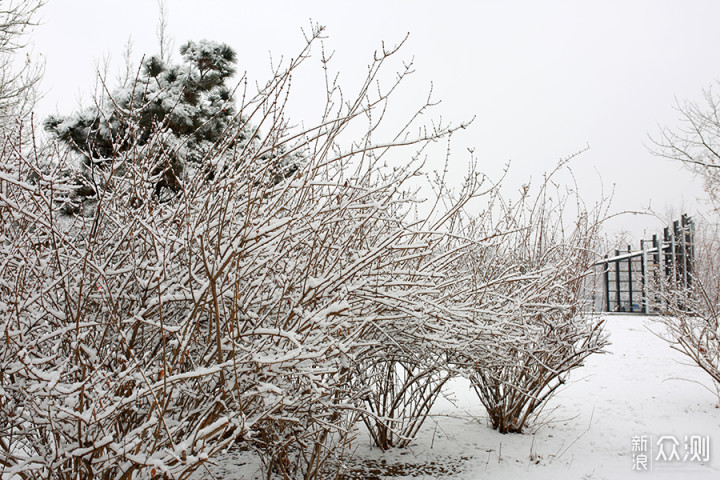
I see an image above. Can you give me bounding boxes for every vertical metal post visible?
[657,232,669,308]
[615,249,622,312]
[663,227,671,279]
[652,234,659,267]
[604,255,610,312]
[674,219,683,287]
[670,226,677,286]
[627,245,634,312]
[686,215,695,288]
[669,225,678,310]
[681,214,690,289]
[641,239,648,314]
[652,234,659,312]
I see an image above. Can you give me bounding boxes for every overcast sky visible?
[30,0,720,241]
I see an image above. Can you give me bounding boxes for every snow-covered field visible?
[205,315,720,479]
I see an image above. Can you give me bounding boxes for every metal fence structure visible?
[592,214,694,314]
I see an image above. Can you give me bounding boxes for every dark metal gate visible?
[596,214,694,313]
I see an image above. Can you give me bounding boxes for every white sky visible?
[29,0,720,241]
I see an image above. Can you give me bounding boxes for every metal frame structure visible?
[595,214,694,314]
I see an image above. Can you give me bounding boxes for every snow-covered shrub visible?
[1,25,488,479]
[358,354,451,450]
[452,165,609,434]
[348,163,503,451]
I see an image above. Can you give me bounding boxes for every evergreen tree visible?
[45,40,241,196]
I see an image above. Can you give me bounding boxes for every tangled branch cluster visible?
[1,24,608,479]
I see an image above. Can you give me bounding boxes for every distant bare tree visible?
[651,85,720,396]
[0,0,45,123]
[650,86,720,208]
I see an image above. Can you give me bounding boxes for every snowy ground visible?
[205,315,720,479]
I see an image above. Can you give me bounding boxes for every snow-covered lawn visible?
[206,315,720,479]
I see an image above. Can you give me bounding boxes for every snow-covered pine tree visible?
[44,40,258,203]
